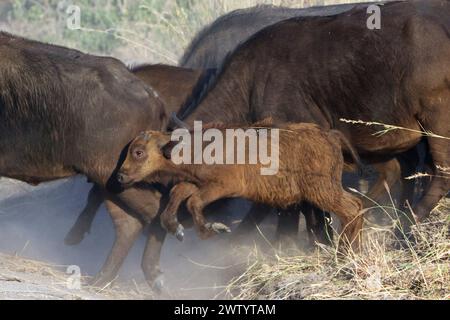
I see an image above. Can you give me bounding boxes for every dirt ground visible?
[0,253,155,300]
[0,176,447,300]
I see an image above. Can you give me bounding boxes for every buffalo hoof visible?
[205,222,231,234]
[152,274,165,293]
[175,224,185,242]
[64,228,85,246]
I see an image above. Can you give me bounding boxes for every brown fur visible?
[119,123,364,251]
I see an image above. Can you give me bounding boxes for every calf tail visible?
[329,130,365,176]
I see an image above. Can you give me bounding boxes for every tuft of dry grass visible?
[225,198,449,300]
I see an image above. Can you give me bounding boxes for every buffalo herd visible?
[0,0,448,290]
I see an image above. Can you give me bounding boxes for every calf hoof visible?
[205,222,231,234]
[151,274,165,293]
[175,224,185,242]
[64,228,85,246]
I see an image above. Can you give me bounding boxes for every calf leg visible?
[301,203,334,247]
[64,184,103,245]
[141,217,166,292]
[313,189,363,253]
[160,182,198,241]
[186,185,233,239]
[90,197,144,288]
[335,193,364,252]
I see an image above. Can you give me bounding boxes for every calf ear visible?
[156,134,172,149]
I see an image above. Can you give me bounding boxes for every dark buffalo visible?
[0,32,168,287]
[180,2,379,68]
[64,63,208,246]
[174,0,449,226]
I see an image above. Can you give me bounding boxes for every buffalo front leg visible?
[65,184,103,246]
[413,79,450,220]
[160,182,198,241]
[186,185,232,239]
[275,206,300,250]
[141,217,167,292]
[413,136,449,221]
[232,203,272,243]
[90,197,144,288]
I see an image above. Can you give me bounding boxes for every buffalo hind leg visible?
[315,190,363,253]
[64,184,103,245]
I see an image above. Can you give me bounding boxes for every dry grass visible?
[224,198,449,300]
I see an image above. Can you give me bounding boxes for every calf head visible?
[117,130,171,186]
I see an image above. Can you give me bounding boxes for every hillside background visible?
[0,0,373,64]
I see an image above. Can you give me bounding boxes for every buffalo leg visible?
[186,185,232,239]
[90,197,144,288]
[328,192,363,253]
[364,159,401,207]
[160,182,198,241]
[65,184,103,245]
[141,217,167,291]
[301,203,334,247]
[275,206,300,249]
[413,129,450,220]
[393,151,419,241]
[233,203,272,239]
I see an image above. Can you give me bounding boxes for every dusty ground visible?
[0,253,155,300]
[0,177,448,300]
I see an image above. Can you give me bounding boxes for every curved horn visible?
[170,112,190,130]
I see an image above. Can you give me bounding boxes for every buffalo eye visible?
[133,149,145,160]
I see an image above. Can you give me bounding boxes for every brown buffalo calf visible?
[118,122,365,251]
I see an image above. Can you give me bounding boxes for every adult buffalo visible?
[180,2,380,68]
[64,63,208,246]
[0,32,167,287]
[173,0,449,226]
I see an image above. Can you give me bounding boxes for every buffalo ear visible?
[157,134,172,149]
[159,134,175,160]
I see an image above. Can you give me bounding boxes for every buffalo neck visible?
[182,56,253,126]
